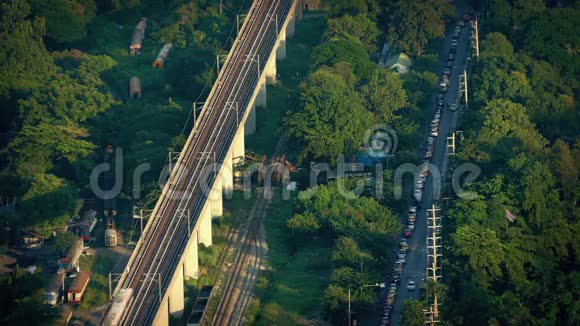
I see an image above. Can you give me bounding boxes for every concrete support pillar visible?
[297,0,303,20]
[286,15,295,38]
[209,175,223,218]
[255,76,267,108]
[265,54,276,84]
[168,265,184,318]
[222,150,234,193]
[152,296,169,326]
[184,232,199,280]
[244,105,256,135]
[232,125,245,165]
[276,30,287,60]
[198,202,213,246]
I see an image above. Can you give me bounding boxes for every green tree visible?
[476,99,547,154]
[388,0,453,56]
[326,14,381,53]
[29,0,97,43]
[481,32,514,59]
[19,174,79,237]
[0,0,56,95]
[452,225,505,284]
[326,0,381,18]
[284,68,372,163]
[401,300,426,326]
[360,67,407,122]
[310,35,375,78]
[54,232,78,254]
[331,236,372,268]
[7,123,96,177]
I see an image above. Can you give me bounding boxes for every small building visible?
[129,77,142,98]
[303,0,321,10]
[386,52,413,74]
[21,231,44,249]
[130,18,147,55]
[57,239,83,272]
[152,43,173,68]
[67,271,91,304]
[45,271,66,305]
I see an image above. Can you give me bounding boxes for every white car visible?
[398,250,406,260]
[414,189,423,201]
[416,180,424,190]
[408,221,415,231]
[407,280,416,291]
[450,103,458,111]
[431,130,439,137]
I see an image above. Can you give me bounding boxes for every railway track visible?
[210,132,288,325]
[107,0,294,324]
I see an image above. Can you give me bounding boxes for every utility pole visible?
[459,71,468,111]
[143,273,162,303]
[168,150,181,183]
[474,17,480,57]
[133,209,152,235]
[426,204,442,325]
[348,289,351,326]
[216,54,227,74]
[108,273,124,299]
[193,101,205,124]
[446,132,456,155]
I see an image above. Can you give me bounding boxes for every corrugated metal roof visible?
[69,271,91,293]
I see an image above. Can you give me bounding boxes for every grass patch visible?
[77,254,115,310]
[250,192,331,325]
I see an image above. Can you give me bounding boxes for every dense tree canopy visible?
[29,0,97,43]
[326,13,381,53]
[444,1,580,324]
[387,0,453,56]
[284,68,372,163]
[0,0,56,95]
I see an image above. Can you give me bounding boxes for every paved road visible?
[388,1,473,325]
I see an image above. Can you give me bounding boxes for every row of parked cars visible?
[380,235,417,325]
[379,10,477,326]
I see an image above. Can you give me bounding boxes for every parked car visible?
[407,280,416,291]
[404,228,412,238]
[408,221,415,231]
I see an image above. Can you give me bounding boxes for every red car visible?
[404,228,412,238]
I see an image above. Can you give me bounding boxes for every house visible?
[386,52,413,74]
[303,0,321,10]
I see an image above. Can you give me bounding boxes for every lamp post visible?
[347,283,385,325]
